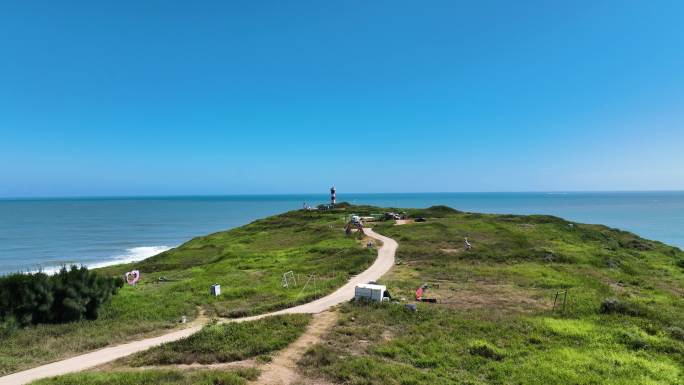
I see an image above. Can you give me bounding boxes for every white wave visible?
[32,245,173,275]
[88,245,173,269]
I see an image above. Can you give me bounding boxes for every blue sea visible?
[1,192,683,275]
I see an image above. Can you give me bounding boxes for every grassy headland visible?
[0,207,374,375]
[6,204,684,384]
[299,206,684,384]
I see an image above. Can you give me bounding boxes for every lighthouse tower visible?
[330,186,336,205]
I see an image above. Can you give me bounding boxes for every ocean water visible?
[1,192,683,275]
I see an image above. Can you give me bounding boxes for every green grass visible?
[299,206,684,385]
[9,204,684,384]
[30,368,259,385]
[124,314,310,366]
[301,303,684,385]
[0,207,374,375]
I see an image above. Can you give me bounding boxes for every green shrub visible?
[599,298,646,317]
[667,326,684,341]
[599,298,627,314]
[615,331,649,350]
[0,266,123,326]
[468,341,504,361]
[0,315,18,338]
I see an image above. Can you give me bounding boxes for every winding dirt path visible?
[0,228,397,385]
[252,310,338,385]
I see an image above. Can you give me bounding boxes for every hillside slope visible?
[300,206,684,384]
[0,208,374,375]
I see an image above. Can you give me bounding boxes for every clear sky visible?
[1,1,683,197]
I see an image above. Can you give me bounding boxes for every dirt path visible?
[0,228,397,385]
[252,311,338,385]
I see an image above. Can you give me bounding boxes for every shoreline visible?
[2,192,684,275]
[18,245,173,276]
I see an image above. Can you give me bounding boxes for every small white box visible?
[210,284,221,296]
[354,283,388,302]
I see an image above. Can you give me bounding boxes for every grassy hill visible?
[6,204,684,384]
[0,207,374,375]
[299,206,684,385]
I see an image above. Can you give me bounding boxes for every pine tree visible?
[0,265,123,327]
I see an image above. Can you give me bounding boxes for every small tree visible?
[0,272,53,325]
[0,265,123,327]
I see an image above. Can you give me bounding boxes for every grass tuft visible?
[468,340,504,360]
[30,368,259,385]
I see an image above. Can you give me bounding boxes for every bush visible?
[468,341,504,361]
[599,297,646,317]
[619,238,653,251]
[616,331,649,350]
[666,326,684,341]
[0,316,18,338]
[599,298,627,314]
[0,272,53,325]
[0,266,123,326]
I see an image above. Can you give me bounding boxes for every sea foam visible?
[34,245,173,275]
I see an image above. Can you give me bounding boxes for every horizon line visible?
[2,190,684,201]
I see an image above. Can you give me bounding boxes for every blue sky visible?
[1,1,683,197]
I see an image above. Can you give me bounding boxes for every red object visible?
[415,287,423,300]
